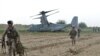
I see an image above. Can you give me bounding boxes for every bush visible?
[56,20,66,24]
[79,22,87,28]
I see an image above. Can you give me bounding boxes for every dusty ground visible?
[0,32,100,56]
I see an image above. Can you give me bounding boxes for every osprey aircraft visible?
[28,9,66,32]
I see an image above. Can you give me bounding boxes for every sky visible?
[0,0,100,27]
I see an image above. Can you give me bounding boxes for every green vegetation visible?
[0,24,97,33]
[56,20,66,24]
[79,22,87,28]
[0,24,29,33]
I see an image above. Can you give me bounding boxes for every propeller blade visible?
[45,9,58,13]
[46,11,59,17]
[30,16,34,17]
[30,14,41,17]
[30,9,58,17]
[33,17,41,19]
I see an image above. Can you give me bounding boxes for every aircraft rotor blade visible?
[45,9,58,13]
[47,11,59,17]
[30,13,42,17]
[30,9,58,17]
[33,17,41,19]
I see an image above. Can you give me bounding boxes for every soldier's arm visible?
[69,30,72,35]
[15,29,20,42]
[75,30,77,35]
[2,29,7,48]
[2,29,7,41]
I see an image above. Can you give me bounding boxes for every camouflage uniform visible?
[69,28,77,45]
[2,26,20,56]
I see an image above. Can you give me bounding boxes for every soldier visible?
[93,27,95,32]
[78,28,81,38]
[98,27,100,32]
[2,20,20,56]
[69,27,77,46]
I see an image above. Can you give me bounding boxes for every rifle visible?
[1,38,6,49]
[0,38,6,54]
[2,41,6,48]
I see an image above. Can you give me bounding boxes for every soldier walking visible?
[78,28,81,38]
[69,27,77,46]
[2,20,20,56]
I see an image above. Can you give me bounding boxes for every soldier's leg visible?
[12,39,16,56]
[19,53,23,56]
[72,37,76,45]
[71,39,73,45]
[78,33,80,38]
[70,36,74,45]
[8,45,12,56]
[13,49,16,56]
[73,38,76,45]
[72,38,74,46]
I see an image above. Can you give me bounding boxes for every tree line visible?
[56,20,87,28]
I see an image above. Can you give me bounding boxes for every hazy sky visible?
[0,0,100,27]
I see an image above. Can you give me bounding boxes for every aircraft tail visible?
[71,16,79,29]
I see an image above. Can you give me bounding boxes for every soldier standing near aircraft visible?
[2,20,20,56]
[93,27,95,32]
[98,27,100,32]
[78,28,81,38]
[69,27,77,46]
[97,27,100,32]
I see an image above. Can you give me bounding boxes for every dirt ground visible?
[0,32,100,56]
